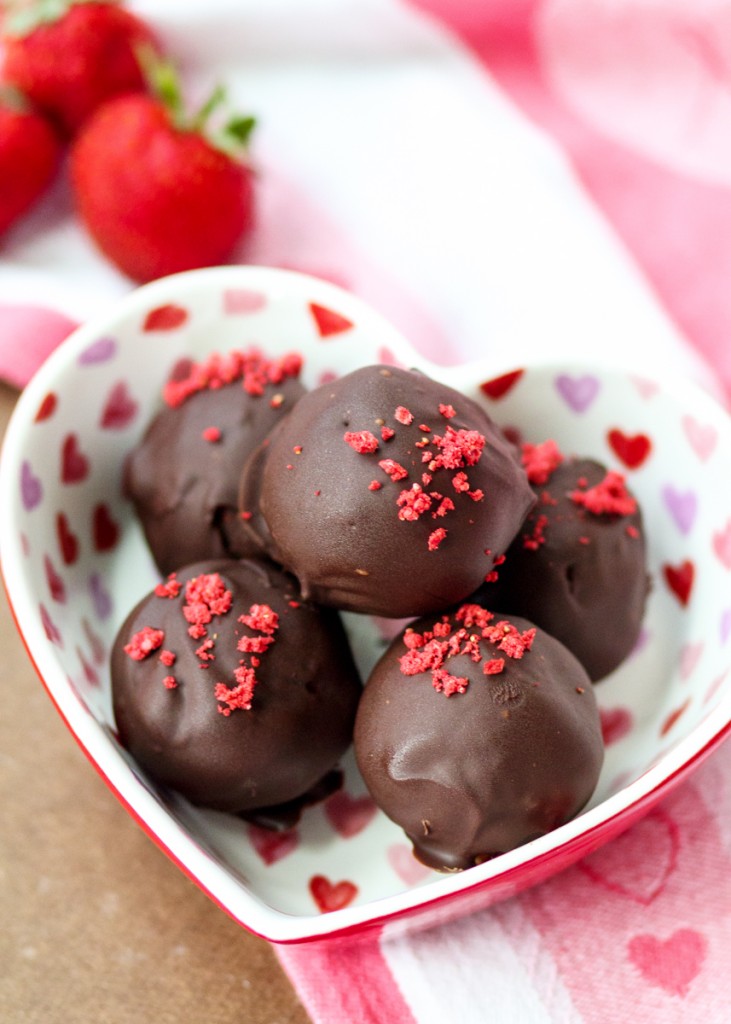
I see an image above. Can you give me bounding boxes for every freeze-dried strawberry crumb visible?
[439,404,456,419]
[344,430,379,454]
[626,524,640,539]
[397,484,432,521]
[237,635,275,654]
[428,527,447,551]
[402,629,425,650]
[124,626,164,661]
[240,603,279,634]
[400,638,448,674]
[379,458,408,482]
[484,621,536,658]
[484,570,499,583]
[163,675,178,689]
[368,480,382,491]
[432,496,455,518]
[154,574,181,599]
[215,667,257,715]
[493,554,506,566]
[202,426,221,443]
[432,669,468,696]
[523,514,548,551]
[395,406,414,425]
[183,573,232,638]
[452,472,470,493]
[468,489,484,502]
[196,638,215,662]
[163,349,303,407]
[521,440,564,484]
[398,604,535,698]
[431,426,486,469]
[159,649,176,667]
[456,604,494,629]
[381,426,395,441]
[579,536,591,545]
[571,471,637,516]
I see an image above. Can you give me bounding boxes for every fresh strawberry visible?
[70,60,256,282]
[1,0,160,136]
[0,88,62,237]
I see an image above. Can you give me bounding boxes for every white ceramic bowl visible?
[2,266,731,943]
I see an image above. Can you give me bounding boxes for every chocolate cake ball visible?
[111,558,362,818]
[238,365,535,618]
[125,349,306,575]
[480,443,649,681]
[354,604,603,871]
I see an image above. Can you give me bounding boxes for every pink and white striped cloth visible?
[4,1,731,1020]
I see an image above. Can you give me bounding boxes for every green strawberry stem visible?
[137,46,256,159]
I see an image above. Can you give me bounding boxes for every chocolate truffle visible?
[111,558,361,816]
[480,443,648,681]
[238,365,535,618]
[354,604,603,871]
[125,349,306,575]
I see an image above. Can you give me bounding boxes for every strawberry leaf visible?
[225,115,256,147]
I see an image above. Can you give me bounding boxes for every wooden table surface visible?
[0,381,310,1024]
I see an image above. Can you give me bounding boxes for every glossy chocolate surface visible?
[125,374,305,575]
[355,609,603,870]
[111,559,361,814]
[239,365,535,617]
[480,457,648,681]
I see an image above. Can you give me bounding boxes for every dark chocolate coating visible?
[354,611,603,871]
[479,458,648,681]
[124,376,305,575]
[238,365,535,617]
[111,559,361,814]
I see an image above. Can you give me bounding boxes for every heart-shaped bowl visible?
[2,266,731,944]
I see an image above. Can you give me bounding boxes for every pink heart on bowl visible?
[388,844,432,886]
[325,791,378,839]
[683,415,718,462]
[223,289,267,314]
[713,519,731,569]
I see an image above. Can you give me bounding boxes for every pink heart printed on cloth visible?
[529,771,730,1015]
